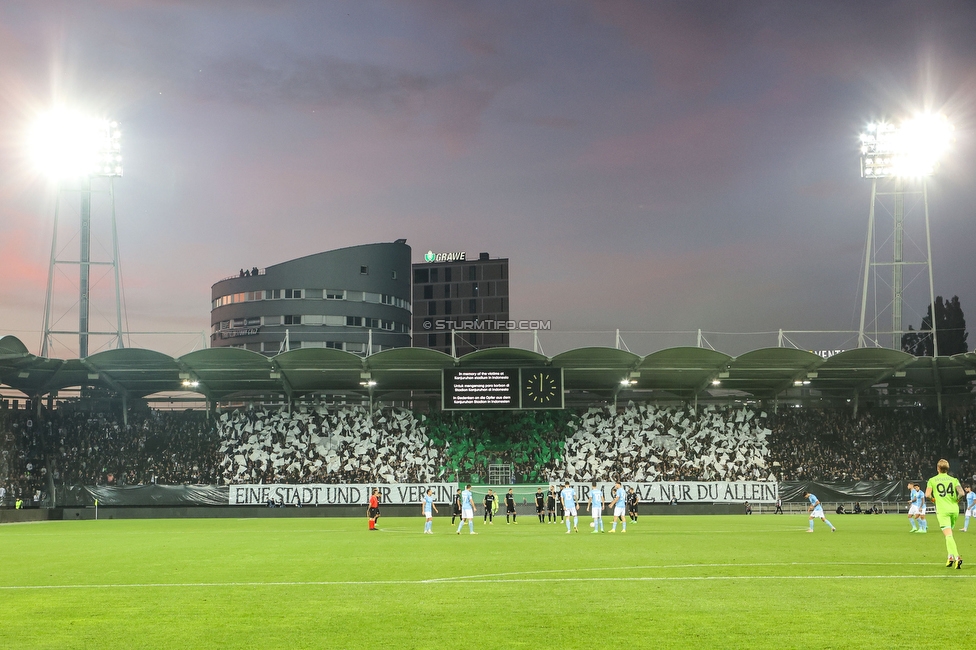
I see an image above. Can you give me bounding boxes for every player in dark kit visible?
[484,490,496,524]
[451,488,462,525]
[627,487,640,522]
[535,487,546,523]
[547,485,557,523]
[505,488,518,524]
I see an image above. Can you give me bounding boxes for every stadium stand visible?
[217,406,449,484]
[2,403,975,507]
[771,407,976,482]
[559,403,773,482]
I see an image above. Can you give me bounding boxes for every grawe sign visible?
[423,250,466,263]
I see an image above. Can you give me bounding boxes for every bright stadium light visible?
[35,106,127,360]
[29,108,122,180]
[856,110,949,355]
[859,113,953,179]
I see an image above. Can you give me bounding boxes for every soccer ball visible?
[589,522,595,528]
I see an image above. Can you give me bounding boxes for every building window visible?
[283,315,302,325]
[444,285,451,298]
[326,290,344,300]
[283,289,302,299]
[346,316,362,327]
[423,285,433,300]
[325,341,343,350]
[270,289,280,299]
[472,282,479,295]
[414,268,429,284]
[428,333,437,346]
[445,267,452,282]
[360,265,369,275]
[365,318,379,329]
[444,301,452,315]
[468,266,477,281]
[431,268,439,283]
[429,302,437,316]
[469,299,477,313]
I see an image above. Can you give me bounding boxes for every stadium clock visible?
[520,368,564,410]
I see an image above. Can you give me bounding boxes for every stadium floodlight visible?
[35,106,126,360]
[29,108,122,180]
[857,112,949,355]
[859,113,953,179]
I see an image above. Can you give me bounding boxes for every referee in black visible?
[535,487,545,523]
[546,485,557,523]
[627,487,640,522]
[484,489,496,524]
[451,488,462,525]
[505,488,517,524]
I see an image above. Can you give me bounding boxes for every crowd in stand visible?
[218,406,448,484]
[0,408,46,507]
[767,408,976,482]
[2,401,976,507]
[49,410,219,486]
[0,407,219,505]
[558,403,773,482]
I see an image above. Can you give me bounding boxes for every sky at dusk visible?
[1,0,974,358]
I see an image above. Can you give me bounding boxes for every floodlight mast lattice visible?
[36,111,125,359]
[856,114,951,355]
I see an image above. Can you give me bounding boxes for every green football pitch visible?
[2,514,974,649]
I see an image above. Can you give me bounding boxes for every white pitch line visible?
[422,561,932,582]
[1,572,970,591]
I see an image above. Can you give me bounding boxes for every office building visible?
[211,241,411,356]
[412,251,509,356]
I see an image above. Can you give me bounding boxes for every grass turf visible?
[1,513,974,649]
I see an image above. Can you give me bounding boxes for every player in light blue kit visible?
[913,483,928,532]
[964,486,975,533]
[907,483,922,532]
[560,481,579,533]
[804,492,836,532]
[587,482,605,533]
[915,483,929,533]
[456,483,477,535]
[422,489,438,534]
[609,481,627,533]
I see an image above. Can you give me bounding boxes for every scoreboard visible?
[442,368,564,410]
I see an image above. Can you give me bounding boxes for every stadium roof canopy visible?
[1,334,974,404]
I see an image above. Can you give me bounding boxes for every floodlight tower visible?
[856,113,953,354]
[33,109,125,358]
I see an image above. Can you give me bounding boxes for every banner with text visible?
[228,483,458,506]
[559,481,778,504]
